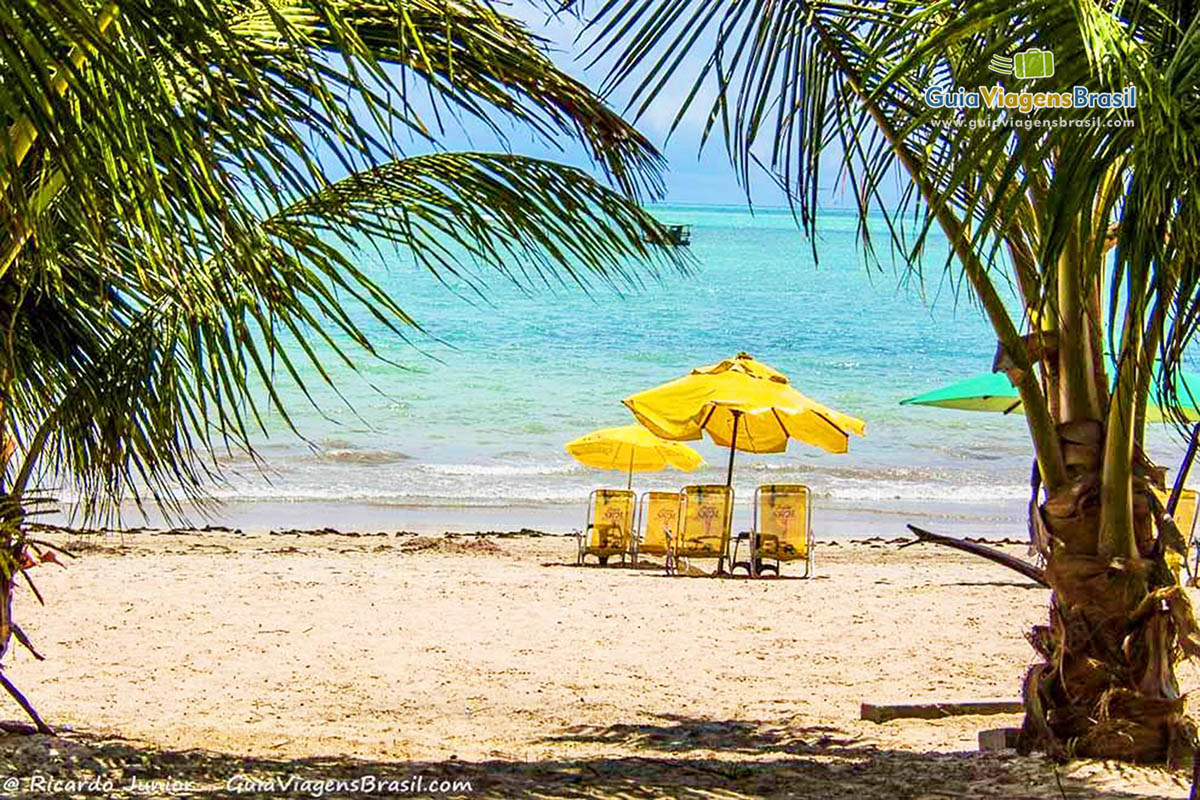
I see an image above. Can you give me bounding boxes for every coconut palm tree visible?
[570,0,1200,762]
[0,0,687,728]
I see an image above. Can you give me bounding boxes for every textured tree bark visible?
[1019,421,1200,761]
[0,567,11,663]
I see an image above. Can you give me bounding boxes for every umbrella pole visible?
[627,449,634,492]
[726,411,741,487]
[1168,423,1200,515]
[726,411,742,578]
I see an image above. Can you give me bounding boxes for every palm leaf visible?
[0,0,690,522]
[7,151,687,522]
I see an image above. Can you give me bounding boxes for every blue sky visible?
[321,4,911,209]
[421,3,819,207]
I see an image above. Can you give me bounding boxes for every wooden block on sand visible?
[978,727,1021,752]
[860,700,1023,723]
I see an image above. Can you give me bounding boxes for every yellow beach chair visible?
[637,490,680,565]
[1178,490,1200,582]
[1173,488,1199,541]
[1152,487,1199,580]
[577,489,636,566]
[672,484,734,575]
[733,484,814,578]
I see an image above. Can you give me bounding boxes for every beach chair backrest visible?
[1153,487,1199,537]
[588,489,635,551]
[677,484,733,558]
[1174,488,1199,541]
[639,491,679,556]
[756,484,812,561]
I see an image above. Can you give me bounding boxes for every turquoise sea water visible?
[164,204,1193,536]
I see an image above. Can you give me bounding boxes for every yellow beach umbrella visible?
[624,352,866,485]
[565,424,705,490]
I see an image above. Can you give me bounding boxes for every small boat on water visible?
[664,224,691,246]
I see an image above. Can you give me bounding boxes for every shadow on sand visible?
[0,715,1188,798]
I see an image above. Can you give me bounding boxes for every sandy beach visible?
[0,528,1190,798]
[5,0,1199,792]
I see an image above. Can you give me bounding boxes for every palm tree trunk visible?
[1025,481,1196,760]
[1020,302,1200,762]
[0,412,51,733]
[0,558,12,664]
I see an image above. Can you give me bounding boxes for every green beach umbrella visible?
[901,370,1200,421]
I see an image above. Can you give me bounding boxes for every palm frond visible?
[7,151,687,522]
[573,0,1200,426]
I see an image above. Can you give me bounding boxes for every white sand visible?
[0,529,1193,798]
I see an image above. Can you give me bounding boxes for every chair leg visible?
[730,538,751,576]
